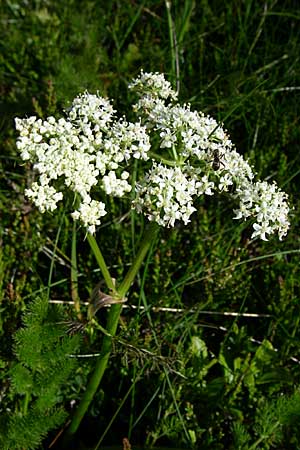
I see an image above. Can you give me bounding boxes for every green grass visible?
[1,0,300,449]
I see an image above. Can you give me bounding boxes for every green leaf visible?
[10,364,33,395]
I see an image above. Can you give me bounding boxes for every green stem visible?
[165,0,176,79]
[117,222,158,298]
[64,222,159,439]
[23,391,30,415]
[248,421,281,450]
[87,232,116,292]
[165,0,180,92]
[46,212,64,300]
[71,221,81,319]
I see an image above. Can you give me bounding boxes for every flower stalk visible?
[87,232,116,293]
[64,221,159,439]
[71,221,82,319]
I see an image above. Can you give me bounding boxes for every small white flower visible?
[72,200,107,234]
[25,182,63,213]
[129,70,178,101]
[251,223,272,241]
[102,171,132,197]
[218,173,234,191]
[68,92,115,129]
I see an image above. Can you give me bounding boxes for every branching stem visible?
[64,221,159,439]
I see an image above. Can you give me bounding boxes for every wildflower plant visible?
[15,71,291,441]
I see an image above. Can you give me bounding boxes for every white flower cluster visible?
[133,161,217,229]
[68,92,114,128]
[72,200,106,235]
[25,182,63,213]
[131,84,234,164]
[15,92,150,233]
[234,181,290,240]
[129,71,290,241]
[128,70,178,101]
[133,163,214,227]
[15,72,290,240]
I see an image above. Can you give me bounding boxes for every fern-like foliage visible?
[3,406,67,450]
[232,422,251,450]
[0,296,81,450]
[232,390,300,449]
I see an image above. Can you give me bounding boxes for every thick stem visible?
[64,222,158,439]
[65,304,122,438]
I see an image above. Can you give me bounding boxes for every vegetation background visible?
[0,0,300,449]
